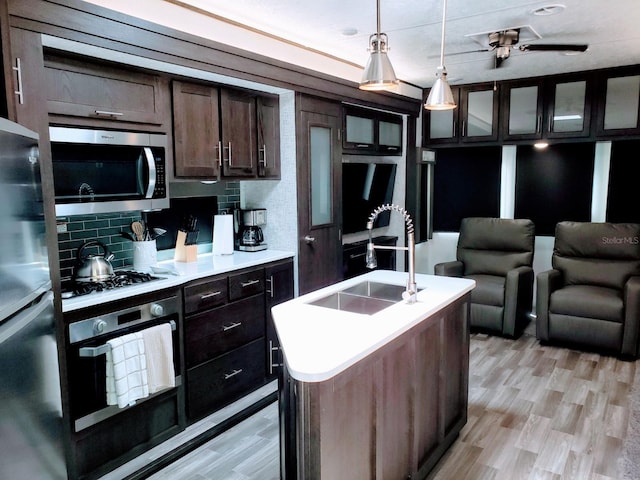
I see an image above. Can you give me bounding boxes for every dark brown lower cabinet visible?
[280,293,470,480]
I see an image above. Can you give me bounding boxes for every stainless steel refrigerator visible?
[0,117,65,479]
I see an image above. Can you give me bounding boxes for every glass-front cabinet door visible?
[424,86,460,145]
[460,84,499,142]
[545,75,593,138]
[501,81,543,140]
[597,70,640,136]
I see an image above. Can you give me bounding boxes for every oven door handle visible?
[79,319,176,358]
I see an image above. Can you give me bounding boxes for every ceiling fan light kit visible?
[425,0,456,110]
[360,0,399,91]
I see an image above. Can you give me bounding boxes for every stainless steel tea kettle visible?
[74,240,115,283]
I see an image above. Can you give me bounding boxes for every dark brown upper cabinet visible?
[596,67,640,137]
[544,73,594,139]
[500,79,545,141]
[257,95,281,179]
[172,80,280,181]
[44,53,169,129]
[343,105,403,155]
[424,83,499,145]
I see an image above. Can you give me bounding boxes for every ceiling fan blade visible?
[445,48,491,57]
[519,43,588,52]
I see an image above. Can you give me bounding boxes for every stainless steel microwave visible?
[49,126,169,216]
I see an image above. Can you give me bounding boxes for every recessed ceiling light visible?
[531,4,566,16]
[341,27,359,37]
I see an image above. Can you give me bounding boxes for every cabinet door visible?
[545,76,593,138]
[265,260,294,378]
[6,28,47,131]
[501,81,543,140]
[172,80,221,178]
[423,87,460,145]
[343,108,375,153]
[257,95,281,178]
[44,54,169,126]
[221,89,257,178]
[460,84,499,142]
[597,72,640,136]
[377,116,403,155]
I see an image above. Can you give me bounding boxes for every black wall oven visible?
[50,126,169,216]
[65,289,184,479]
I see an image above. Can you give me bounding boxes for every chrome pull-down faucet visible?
[366,204,417,304]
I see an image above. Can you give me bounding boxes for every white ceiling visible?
[174,0,640,89]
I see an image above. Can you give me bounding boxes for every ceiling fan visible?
[460,28,588,68]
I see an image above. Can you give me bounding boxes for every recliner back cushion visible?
[552,221,640,290]
[457,217,535,276]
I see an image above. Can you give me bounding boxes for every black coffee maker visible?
[237,208,267,252]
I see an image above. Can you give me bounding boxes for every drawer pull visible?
[200,291,222,299]
[222,321,242,331]
[224,368,243,380]
[241,279,260,288]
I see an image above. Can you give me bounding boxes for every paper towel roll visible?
[212,214,234,255]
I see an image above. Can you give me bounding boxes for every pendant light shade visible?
[360,0,399,91]
[425,0,456,110]
[425,66,456,110]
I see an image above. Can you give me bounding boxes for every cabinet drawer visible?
[184,277,228,315]
[186,338,265,421]
[229,268,265,301]
[185,294,265,367]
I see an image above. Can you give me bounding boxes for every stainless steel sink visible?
[307,281,414,315]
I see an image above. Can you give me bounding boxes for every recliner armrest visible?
[434,261,464,277]
[503,266,534,337]
[535,269,563,341]
[622,276,640,358]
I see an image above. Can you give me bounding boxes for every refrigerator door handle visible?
[0,290,53,345]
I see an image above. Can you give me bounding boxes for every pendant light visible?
[425,0,456,110]
[359,0,399,91]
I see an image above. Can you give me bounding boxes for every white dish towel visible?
[141,323,175,394]
[106,332,149,408]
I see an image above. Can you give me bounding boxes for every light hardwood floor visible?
[150,332,637,480]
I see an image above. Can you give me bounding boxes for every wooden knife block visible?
[174,231,197,263]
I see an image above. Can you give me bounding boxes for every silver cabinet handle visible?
[94,110,124,117]
[224,368,243,380]
[260,144,267,167]
[216,141,222,167]
[304,235,315,244]
[200,291,222,299]
[222,321,242,331]
[225,142,232,166]
[241,279,260,288]
[267,275,274,298]
[269,340,282,375]
[13,57,24,105]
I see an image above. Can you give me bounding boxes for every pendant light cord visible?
[376,0,381,42]
[439,0,447,67]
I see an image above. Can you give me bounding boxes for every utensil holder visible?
[174,231,197,263]
[133,240,157,272]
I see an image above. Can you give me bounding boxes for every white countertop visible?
[271,270,475,383]
[62,250,294,312]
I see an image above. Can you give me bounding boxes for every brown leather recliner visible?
[434,217,535,337]
[536,221,640,358]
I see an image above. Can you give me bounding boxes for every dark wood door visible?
[296,95,342,295]
[221,89,257,177]
[172,80,221,178]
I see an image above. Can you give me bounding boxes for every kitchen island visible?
[272,270,475,480]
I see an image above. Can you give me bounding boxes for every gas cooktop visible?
[61,270,161,299]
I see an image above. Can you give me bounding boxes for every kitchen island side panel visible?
[285,292,471,480]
